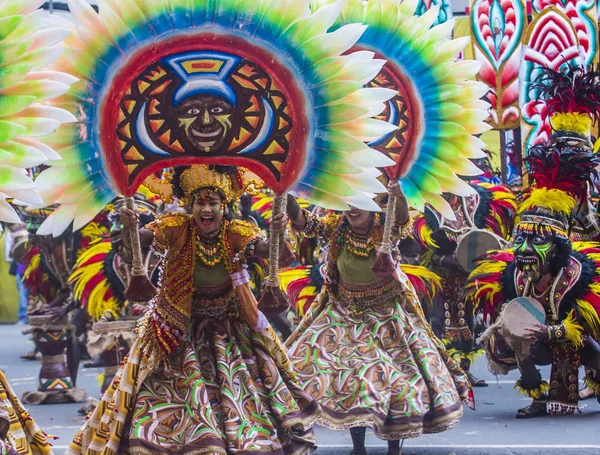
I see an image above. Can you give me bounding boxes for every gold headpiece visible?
[180,165,233,202]
[145,165,263,205]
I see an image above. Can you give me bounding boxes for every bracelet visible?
[548,324,565,340]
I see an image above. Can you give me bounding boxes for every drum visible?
[455,229,504,273]
[501,297,546,357]
[24,315,73,401]
[90,319,138,393]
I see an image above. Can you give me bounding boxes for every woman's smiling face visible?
[192,188,224,235]
[344,206,372,231]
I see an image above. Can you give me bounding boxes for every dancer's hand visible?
[44,305,69,322]
[120,207,138,229]
[271,212,288,234]
[524,323,549,341]
[388,182,404,199]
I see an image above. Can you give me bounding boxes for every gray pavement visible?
[1,322,599,455]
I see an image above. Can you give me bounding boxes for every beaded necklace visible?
[332,213,383,259]
[341,227,375,257]
[196,222,226,267]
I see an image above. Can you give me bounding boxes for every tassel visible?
[258,194,291,315]
[124,197,158,303]
[372,194,397,278]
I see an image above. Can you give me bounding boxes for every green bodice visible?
[192,259,230,289]
[337,248,379,284]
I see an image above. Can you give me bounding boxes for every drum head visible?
[456,229,503,273]
[503,297,546,339]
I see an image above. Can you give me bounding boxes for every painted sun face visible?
[513,231,556,280]
[177,95,234,152]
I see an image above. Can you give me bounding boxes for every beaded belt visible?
[335,277,402,315]
[192,282,238,319]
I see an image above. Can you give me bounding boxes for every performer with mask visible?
[285,184,473,455]
[466,145,600,418]
[413,182,517,386]
[528,65,600,401]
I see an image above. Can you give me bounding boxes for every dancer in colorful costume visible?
[413,182,516,386]
[532,65,600,401]
[33,0,408,452]
[285,184,473,455]
[466,145,600,418]
[69,194,161,398]
[19,208,110,405]
[67,164,320,454]
[534,66,600,242]
[0,370,55,455]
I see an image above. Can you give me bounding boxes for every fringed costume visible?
[67,166,319,455]
[465,145,600,417]
[0,371,55,455]
[286,209,474,440]
[413,183,516,382]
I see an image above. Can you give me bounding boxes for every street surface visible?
[1,323,599,455]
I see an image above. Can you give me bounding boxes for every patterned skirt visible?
[286,286,473,441]
[0,370,54,455]
[67,319,319,455]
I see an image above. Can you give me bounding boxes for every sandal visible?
[468,372,488,387]
[20,351,37,361]
[516,402,547,419]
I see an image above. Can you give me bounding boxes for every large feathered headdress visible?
[533,65,600,148]
[517,144,600,239]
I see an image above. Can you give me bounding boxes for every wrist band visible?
[230,269,250,287]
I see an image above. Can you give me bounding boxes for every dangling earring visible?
[223,205,230,216]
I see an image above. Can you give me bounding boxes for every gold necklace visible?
[196,226,224,267]
[342,225,374,257]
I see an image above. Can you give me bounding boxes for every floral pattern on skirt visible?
[127,318,319,455]
[287,291,473,440]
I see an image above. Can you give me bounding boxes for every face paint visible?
[532,241,552,265]
[513,231,555,280]
[177,95,234,152]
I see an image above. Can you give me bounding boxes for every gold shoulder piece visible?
[229,219,261,239]
[155,213,189,228]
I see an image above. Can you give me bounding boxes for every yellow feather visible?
[80,221,109,242]
[576,299,600,341]
[563,310,584,349]
[572,241,599,252]
[518,189,575,217]
[23,253,40,280]
[299,286,317,298]
[278,267,310,292]
[420,222,438,249]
